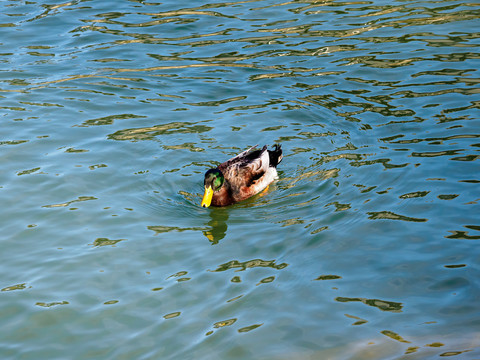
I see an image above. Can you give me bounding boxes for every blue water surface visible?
[1,0,479,359]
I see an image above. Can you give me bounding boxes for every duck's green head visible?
[201,168,224,208]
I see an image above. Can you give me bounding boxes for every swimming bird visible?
[201,144,283,207]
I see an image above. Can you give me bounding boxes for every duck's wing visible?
[217,145,259,171]
[221,145,270,188]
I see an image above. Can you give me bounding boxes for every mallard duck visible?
[201,144,283,207]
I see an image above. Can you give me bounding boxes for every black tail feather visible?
[268,144,283,168]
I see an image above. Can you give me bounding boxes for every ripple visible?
[210,259,289,272]
[336,297,403,313]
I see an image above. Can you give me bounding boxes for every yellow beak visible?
[201,185,213,208]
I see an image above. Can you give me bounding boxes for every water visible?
[1,0,479,358]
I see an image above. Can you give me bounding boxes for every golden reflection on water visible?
[211,259,289,272]
[42,195,97,208]
[108,121,213,141]
[335,297,403,313]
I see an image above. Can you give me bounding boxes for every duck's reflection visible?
[202,208,229,244]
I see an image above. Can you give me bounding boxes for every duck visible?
[201,144,283,207]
